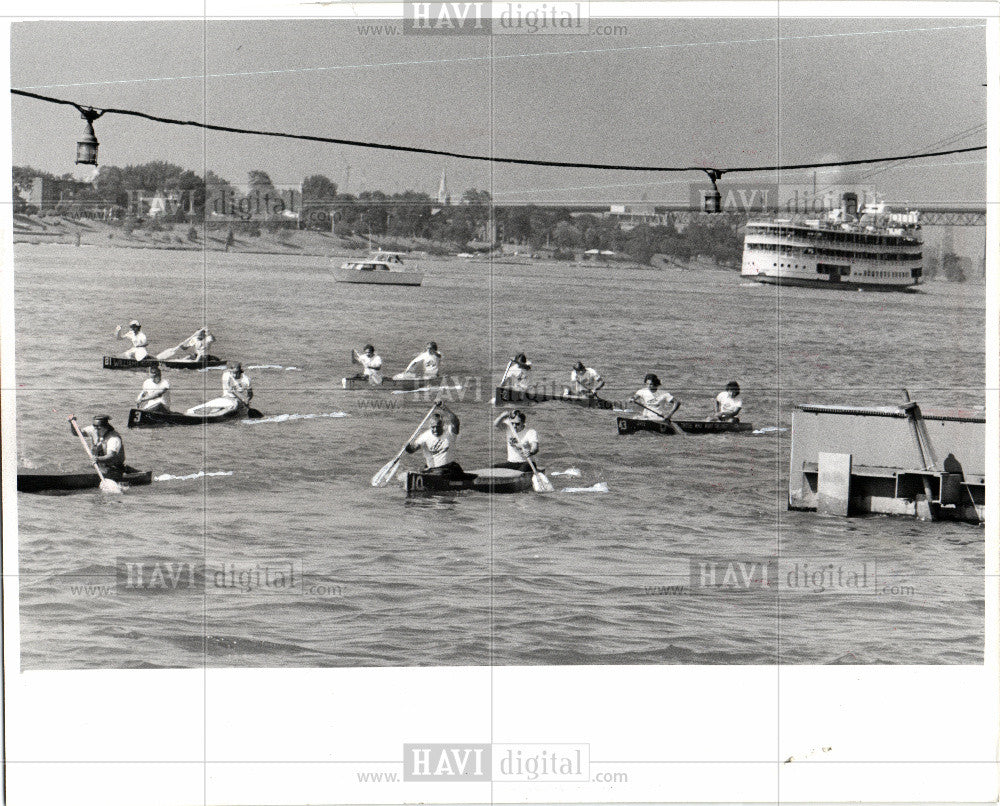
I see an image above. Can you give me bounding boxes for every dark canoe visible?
[127,406,263,428]
[342,376,436,391]
[617,417,754,435]
[405,467,534,495]
[103,355,226,371]
[493,386,616,409]
[17,466,153,494]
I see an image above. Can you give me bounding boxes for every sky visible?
[8,17,989,207]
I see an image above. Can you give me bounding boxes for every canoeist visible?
[178,328,215,360]
[399,342,441,379]
[500,353,532,391]
[711,381,743,422]
[493,409,539,472]
[115,320,149,360]
[405,399,464,478]
[632,373,680,421]
[73,414,126,477]
[353,344,383,384]
[136,365,171,412]
[221,361,253,410]
[566,361,604,396]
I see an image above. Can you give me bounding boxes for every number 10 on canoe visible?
[371,404,439,487]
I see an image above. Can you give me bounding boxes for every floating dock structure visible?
[789,403,984,524]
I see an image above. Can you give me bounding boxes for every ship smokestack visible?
[841,192,858,218]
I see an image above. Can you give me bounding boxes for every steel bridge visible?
[502,203,987,227]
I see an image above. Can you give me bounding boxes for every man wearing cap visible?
[493,409,539,472]
[136,365,171,412]
[405,399,464,478]
[566,361,604,396]
[500,353,532,392]
[353,344,383,384]
[73,415,126,478]
[221,362,253,409]
[711,381,743,422]
[115,320,149,360]
[632,373,680,421]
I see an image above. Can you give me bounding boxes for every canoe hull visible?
[332,268,423,286]
[127,406,262,428]
[17,467,153,494]
[494,386,616,409]
[405,467,534,495]
[342,376,435,391]
[617,417,754,435]
[103,355,226,371]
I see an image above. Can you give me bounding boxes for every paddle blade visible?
[99,478,123,494]
[155,347,178,360]
[371,458,401,488]
[247,408,264,419]
[532,472,555,493]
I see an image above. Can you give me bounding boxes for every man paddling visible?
[221,361,253,410]
[566,361,604,396]
[632,373,680,421]
[405,399,464,478]
[493,409,539,472]
[73,414,126,478]
[178,328,215,361]
[136,365,171,412]
[353,344,383,385]
[500,353,532,392]
[399,342,441,379]
[115,320,149,360]
[711,381,743,422]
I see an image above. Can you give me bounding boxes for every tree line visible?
[12,161,744,267]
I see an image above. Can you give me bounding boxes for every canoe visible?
[493,386,616,409]
[17,466,153,494]
[616,417,754,435]
[342,376,436,391]
[405,467,534,495]
[103,355,226,371]
[128,405,263,428]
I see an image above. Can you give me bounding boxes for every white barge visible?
[333,251,423,286]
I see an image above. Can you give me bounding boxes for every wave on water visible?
[197,365,303,372]
[154,470,234,482]
[391,384,464,395]
[243,412,349,425]
[562,482,609,493]
[550,468,582,477]
[752,426,788,435]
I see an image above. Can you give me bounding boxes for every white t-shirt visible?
[506,427,538,463]
[716,391,743,417]
[505,366,531,392]
[125,330,148,348]
[634,387,674,419]
[570,367,602,392]
[359,353,383,381]
[139,377,171,409]
[408,350,440,378]
[222,370,252,400]
[413,425,457,468]
[183,332,214,356]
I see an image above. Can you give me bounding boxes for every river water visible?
[11,244,985,667]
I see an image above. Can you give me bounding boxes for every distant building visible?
[437,169,450,206]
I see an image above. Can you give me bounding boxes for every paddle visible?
[505,421,554,493]
[631,398,686,435]
[156,340,186,360]
[68,416,122,494]
[371,404,438,487]
[498,359,514,388]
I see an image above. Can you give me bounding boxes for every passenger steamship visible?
[741,193,923,290]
